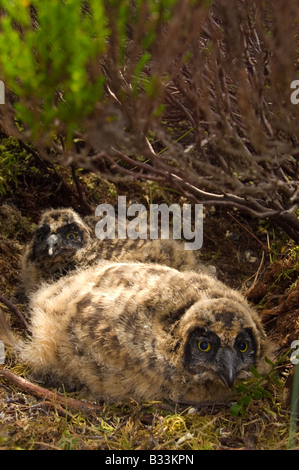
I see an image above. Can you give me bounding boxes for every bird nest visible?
[0,189,297,450]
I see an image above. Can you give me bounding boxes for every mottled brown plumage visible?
[11,261,272,404]
[21,208,214,293]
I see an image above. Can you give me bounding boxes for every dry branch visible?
[0,0,298,241]
[0,367,102,415]
[0,295,29,330]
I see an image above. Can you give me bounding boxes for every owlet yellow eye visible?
[66,232,76,240]
[239,342,248,353]
[198,341,211,352]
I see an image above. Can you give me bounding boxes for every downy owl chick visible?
[21,208,93,293]
[21,208,214,293]
[11,261,272,404]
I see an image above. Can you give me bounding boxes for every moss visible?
[0,360,295,450]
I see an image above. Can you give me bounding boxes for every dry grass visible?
[0,362,294,450]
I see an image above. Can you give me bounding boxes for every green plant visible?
[230,356,286,418]
[0,1,298,243]
[0,0,197,141]
[57,429,80,450]
[288,363,299,449]
[0,137,33,196]
[0,0,108,139]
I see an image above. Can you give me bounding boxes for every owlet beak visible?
[217,348,237,388]
[47,234,59,256]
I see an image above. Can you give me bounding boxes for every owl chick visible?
[21,208,93,293]
[8,261,272,404]
[21,208,214,293]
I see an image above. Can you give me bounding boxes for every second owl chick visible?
[21,207,214,293]
[21,208,92,293]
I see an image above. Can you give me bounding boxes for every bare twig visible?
[1,1,299,241]
[0,367,102,415]
[29,400,73,420]
[71,165,93,213]
[243,251,265,296]
[0,295,29,330]
[227,212,276,254]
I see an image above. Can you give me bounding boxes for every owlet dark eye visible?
[239,342,248,353]
[38,234,46,242]
[66,233,77,240]
[198,341,211,352]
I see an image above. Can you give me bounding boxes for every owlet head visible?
[30,208,92,263]
[181,297,269,389]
